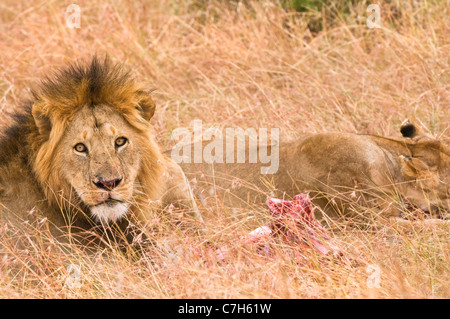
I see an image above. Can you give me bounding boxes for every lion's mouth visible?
[92,198,125,208]
[89,198,130,223]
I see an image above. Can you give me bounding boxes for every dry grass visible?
[0,0,449,298]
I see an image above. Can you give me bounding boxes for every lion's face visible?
[398,136,450,213]
[26,57,164,225]
[56,105,142,223]
[399,121,450,207]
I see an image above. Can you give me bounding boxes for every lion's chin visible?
[89,201,130,223]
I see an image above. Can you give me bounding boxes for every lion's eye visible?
[74,143,88,153]
[115,137,128,148]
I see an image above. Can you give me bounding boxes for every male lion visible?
[177,121,450,220]
[0,57,201,235]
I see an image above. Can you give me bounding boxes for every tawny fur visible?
[178,123,450,219]
[0,56,200,233]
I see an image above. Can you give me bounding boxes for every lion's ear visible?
[398,155,431,180]
[136,90,156,122]
[31,102,52,138]
[400,119,427,138]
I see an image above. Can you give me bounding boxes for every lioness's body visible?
[0,57,200,235]
[179,130,450,218]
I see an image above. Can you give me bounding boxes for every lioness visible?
[178,121,450,220]
[0,57,201,235]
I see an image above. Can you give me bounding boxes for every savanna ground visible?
[0,0,449,298]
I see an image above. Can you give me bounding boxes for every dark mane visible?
[33,55,135,109]
[0,103,33,165]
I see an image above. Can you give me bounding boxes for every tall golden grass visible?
[0,0,448,298]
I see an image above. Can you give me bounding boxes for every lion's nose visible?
[93,177,122,190]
